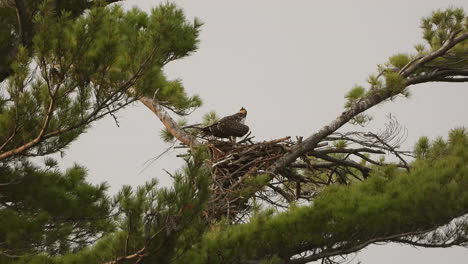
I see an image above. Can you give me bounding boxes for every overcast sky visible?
[57,0,468,263]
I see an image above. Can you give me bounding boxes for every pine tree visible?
[0,0,201,260]
[1,2,468,264]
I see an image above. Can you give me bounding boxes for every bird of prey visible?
[202,107,249,142]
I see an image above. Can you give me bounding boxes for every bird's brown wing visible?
[216,121,249,137]
[218,112,244,123]
[202,114,249,138]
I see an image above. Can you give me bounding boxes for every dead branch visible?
[139,96,200,148]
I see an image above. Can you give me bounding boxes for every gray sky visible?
[57,0,468,263]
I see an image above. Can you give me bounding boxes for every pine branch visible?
[268,31,468,174]
[0,121,19,152]
[400,31,468,77]
[314,147,385,155]
[288,228,440,264]
[0,95,55,160]
[0,29,159,161]
[103,247,148,264]
[0,0,123,83]
[433,77,468,82]
[391,238,468,248]
[309,152,371,177]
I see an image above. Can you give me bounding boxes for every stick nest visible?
[204,136,293,222]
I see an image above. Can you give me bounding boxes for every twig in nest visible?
[237,131,254,144]
[212,154,234,168]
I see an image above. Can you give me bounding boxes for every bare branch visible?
[310,152,371,177]
[315,147,385,155]
[139,96,200,148]
[365,132,410,171]
[392,238,468,248]
[433,77,468,82]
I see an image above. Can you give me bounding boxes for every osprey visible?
[203,107,249,141]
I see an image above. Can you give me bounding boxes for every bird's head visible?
[239,107,247,116]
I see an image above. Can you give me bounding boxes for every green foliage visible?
[344,86,374,125]
[341,8,468,128]
[160,118,189,143]
[421,8,467,49]
[12,147,211,264]
[0,161,114,257]
[0,2,202,160]
[177,130,468,264]
[0,1,205,261]
[160,128,175,143]
[202,111,220,126]
[388,53,411,69]
[367,74,383,89]
[384,71,406,94]
[415,128,467,163]
[418,8,468,73]
[333,140,347,149]
[414,43,427,55]
[2,4,468,264]
[414,136,430,158]
[239,174,272,198]
[344,85,365,108]
[156,80,203,113]
[349,113,373,126]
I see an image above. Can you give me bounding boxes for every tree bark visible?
[139,96,200,148]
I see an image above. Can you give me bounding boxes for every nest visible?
[204,137,293,222]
